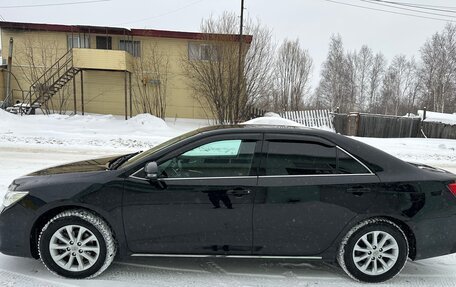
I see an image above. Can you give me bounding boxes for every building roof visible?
[0,21,252,43]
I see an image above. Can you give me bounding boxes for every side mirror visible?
[144,162,158,180]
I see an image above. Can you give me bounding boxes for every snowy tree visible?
[272,38,313,111]
[182,12,274,124]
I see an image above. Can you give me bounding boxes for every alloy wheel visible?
[49,225,100,272]
[352,230,399,276]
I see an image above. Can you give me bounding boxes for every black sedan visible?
[1,125,455,283]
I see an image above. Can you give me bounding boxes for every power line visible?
[361,0,456,18]
[322,0,456,23]
[115,0,206,26]
[374,1,456,10]
[0,15,5,21]
[366,0,456,14]
[0,0,110,9]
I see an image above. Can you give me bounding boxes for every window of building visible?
[188,42,219,61]
[120,40,141,57]
[265,141,337,176]
[158,139,256,178]
[96,36,112,50]
[67,34,90,49]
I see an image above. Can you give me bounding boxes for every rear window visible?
[264,141,371,176]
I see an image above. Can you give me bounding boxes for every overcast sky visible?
[1,0,453,87]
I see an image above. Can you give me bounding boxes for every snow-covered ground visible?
[1,111,456,286]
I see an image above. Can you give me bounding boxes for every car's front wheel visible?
[38,209,116,279]
[337,218,409,283]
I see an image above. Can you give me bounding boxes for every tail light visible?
[448,183,456,196]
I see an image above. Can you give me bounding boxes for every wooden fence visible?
[421,121,456,139]
[281,110,333,129]
[333,112,456,139]
[247,107,266,120]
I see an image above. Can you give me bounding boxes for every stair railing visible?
[26,49,75,108]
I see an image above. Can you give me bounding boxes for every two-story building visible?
[0,21,251,119]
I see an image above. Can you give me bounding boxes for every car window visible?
[119,129,200,169]
[158,139,256,178]
[265,141,337,175]
[337,148,371,174]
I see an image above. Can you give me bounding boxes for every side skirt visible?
[130,254,322,260]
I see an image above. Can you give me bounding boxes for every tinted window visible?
[265,141,337,175]
[159,140,256,178]
[337,148,370,174]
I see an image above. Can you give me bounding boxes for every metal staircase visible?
[20,49,80,114]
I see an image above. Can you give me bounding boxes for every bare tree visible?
[418,24,456,113]
[132,42,169,119]
[182,12,274,124]
[316,34,349,112]
[272,38,313,111]
[368,52,386,113]
[355,45,373,111]
[380,55,418,115]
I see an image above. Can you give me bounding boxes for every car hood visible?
[27,155,121,176]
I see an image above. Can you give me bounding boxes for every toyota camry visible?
[1,125,455,283]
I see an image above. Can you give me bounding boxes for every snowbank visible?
[242,116,304,126]
[418,110,456,125]
[0,112,178,151]
[242,114,334,132]
[355,137,456,167]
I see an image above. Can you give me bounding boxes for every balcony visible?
[72,48,133,72]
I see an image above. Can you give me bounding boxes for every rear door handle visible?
[227,188,251,197]
[346,187,371,194]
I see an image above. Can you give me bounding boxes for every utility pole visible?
[3,37,13,108]
[236,0,245,123]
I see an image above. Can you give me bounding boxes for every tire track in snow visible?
[0,269,77,287]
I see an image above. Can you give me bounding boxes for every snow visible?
[242,115,334,132]
[1,111,456,286]
[418,110,456,125]
[242,115,304,126]
[355,137,456,169]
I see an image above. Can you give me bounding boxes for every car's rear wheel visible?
[38,209,116,279]
[337,218,408,283]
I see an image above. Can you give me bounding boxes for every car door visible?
[123,133,262,255]
[253,133,380,256]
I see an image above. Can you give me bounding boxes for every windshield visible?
[118,129,201,169]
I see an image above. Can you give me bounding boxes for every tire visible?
[337,218,408,283]
[38,209,116,279]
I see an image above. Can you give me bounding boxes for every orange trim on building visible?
[0,21,253,43]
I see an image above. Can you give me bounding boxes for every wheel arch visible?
[30,204,118,259]
[379,216,416,260]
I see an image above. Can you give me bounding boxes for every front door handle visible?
[226,188,251,197]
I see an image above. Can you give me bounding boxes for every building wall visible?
[1,29,210,119]
[0,70,4,102]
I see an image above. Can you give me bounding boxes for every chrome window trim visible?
[130,253,321,260]
[258,173,375,179]
[160,176,256,181]
[129,174,149,181]
[129,173,257,181]
[336,146,375,175]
